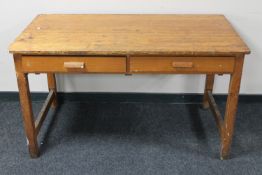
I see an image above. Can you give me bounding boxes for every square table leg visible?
[14,56,39,158]
[220,55,244,159]
[14,55,60,158]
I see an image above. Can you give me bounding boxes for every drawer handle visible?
[172,62,193,68]
[64,62,85,69]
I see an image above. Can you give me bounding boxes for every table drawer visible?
[21,56,126,73]
[130,56,235,73]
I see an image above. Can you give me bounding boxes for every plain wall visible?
[0,0,261,93]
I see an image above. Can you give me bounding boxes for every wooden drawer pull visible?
[172,62,193,68]
[64,62,85,69]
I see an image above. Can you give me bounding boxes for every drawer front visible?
[130,56,235,73]
[21,56,126,73]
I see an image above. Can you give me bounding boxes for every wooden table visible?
[9,14,250,159]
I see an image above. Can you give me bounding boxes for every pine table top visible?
[9,14,250,56]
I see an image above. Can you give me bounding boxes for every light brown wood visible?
[207,91,224,136]
[14,55,39,158]
[172,62,193,68]
[130,57,235,74]
[203,74,215,108]
[9,14,250,56]
[64,62,85,69]
[126,55,131,75]
[220,54,244,160]
[35,90,55,135]
[10,14,250,159]
[21,56,126,73]
[47,73,57,108]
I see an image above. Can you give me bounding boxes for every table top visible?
[9,14,250,56]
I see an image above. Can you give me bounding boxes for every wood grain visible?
[9,14,250,56]
[47,73,57,107]
[35,90,55,135]
[10,14,250,159]
[203,74,215,109]
[130,56,235,74]
[21,56,126,73]
[220,54,245,160]
[14,55,39,158]
[207,90,223,136]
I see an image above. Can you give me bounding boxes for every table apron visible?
[20,55,236,74]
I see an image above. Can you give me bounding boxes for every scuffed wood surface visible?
[9,14,250,56]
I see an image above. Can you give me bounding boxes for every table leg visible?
[203,74,215,109]
[16,72,39,158]
[220,55,244,159]
[47,73,58,108]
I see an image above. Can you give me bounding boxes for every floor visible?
[0,96,262,175]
